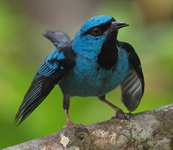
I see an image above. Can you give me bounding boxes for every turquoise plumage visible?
[15,15,144,126]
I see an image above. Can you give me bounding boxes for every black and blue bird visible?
[15,15,144,126]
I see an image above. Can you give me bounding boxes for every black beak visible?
[108,21,129,34]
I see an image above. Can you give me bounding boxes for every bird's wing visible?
[15,32,76,125]
[43,31,71,48]
[118,42,144,112]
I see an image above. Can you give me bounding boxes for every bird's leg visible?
[63,95,75,126]
[62,97,75,125]
[98,95,132,119]
[63,95,86,130]
[64,109,74,126]
[63,109,86,130]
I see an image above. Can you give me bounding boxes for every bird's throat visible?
[97,35,118,69]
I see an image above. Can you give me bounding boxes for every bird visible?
[15,15,144,127]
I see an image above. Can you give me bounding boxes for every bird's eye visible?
[91,28,102,36]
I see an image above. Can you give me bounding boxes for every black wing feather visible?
[15,70,65,124]
[15,31,75,125]
[43,31,71,48]
[118,41,144,111]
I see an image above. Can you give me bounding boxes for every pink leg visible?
[64,109,74,126]
[98,96,132,119]
[63,109,86,130]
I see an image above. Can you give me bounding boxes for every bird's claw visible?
[63,124,87,131]
[111,109,133,120]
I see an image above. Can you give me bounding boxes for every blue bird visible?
[15,15,144,126]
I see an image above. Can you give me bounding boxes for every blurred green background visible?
[1,0,173,149]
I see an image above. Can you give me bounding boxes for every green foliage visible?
[1,1,173,149]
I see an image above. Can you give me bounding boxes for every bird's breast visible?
[59,49,129,97]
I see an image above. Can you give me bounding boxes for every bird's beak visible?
[107,21,129,34]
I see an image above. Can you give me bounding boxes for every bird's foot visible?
[111,109,133,120]
[63,124,86,130]
[63,121,87,131]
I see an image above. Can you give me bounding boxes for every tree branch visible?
[4,104,173,150]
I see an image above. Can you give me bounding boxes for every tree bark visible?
[4,104,173,150]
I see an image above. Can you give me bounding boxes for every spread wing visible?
[119,42,145,112]
[43,30,71,48]
[15,31,75,124]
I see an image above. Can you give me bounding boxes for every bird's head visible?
[72,15,129,57]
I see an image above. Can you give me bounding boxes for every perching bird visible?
[15,15,144,126]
